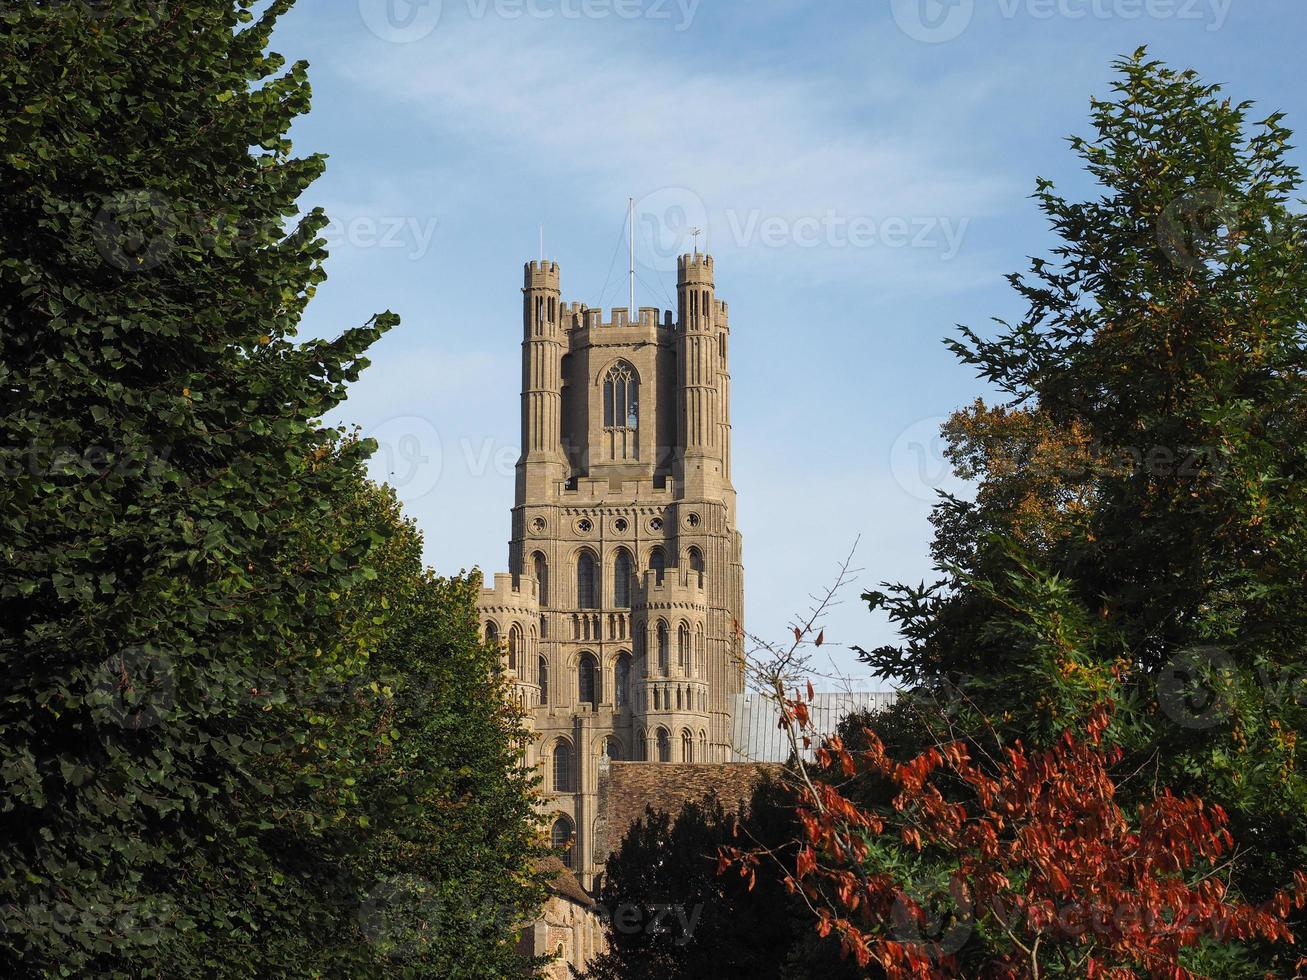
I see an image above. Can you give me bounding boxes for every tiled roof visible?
[535,856,595,907]
[598,762,784,861]
[730,691,898,763]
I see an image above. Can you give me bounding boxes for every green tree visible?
[860,50,1307,976]
[312,484,548,979]
[0,2,401,974]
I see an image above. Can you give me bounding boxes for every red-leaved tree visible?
[723,698,1306,979]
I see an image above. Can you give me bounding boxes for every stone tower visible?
[477,252,745,887]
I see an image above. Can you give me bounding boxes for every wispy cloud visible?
[336,15,1015,291]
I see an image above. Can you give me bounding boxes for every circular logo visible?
[889,416,967,503]
[93,190,179,273]
[358,0,443,43]
[90,644,176,729]
[1157,646,1237,730]
[634,187,710,273]
[362,416,444,501]
[1157,188,1240,273]
[358,874,442,960]
[890,880,974,958]
[890,0,975,43]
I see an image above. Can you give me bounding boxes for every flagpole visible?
[628,197,635,317]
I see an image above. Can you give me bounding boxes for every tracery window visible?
[603,361,639,429]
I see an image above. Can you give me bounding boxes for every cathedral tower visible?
[478,252,745,887]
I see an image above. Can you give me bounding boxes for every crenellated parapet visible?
[678,251,714,285]
[524,259,561,289]
[477,573,543,711]
[633,568,707,615]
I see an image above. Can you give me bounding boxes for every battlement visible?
[635,568,707,609]
[678,251,714,285]
[478,571,541,612]
[574,306,675,331]
[524,260,560,289]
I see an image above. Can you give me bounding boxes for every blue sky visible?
[275,0,1306,687]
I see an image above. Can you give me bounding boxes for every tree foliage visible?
[317,485,547,979]
[856,48,1307,947]
[0,4,543,976]
[726,51,1307,979]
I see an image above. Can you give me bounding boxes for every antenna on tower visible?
[628,197,635,316]
[692,227,702,254]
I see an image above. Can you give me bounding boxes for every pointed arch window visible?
[649,547,666,586]
[613,549,633,608]
[615,653,631,709]
[682,730,694,763]
[508,624,522,675]
[538,655,550,705]
[577,552,598,609]
[579,653,599,708]
[532,552,549,605]
[604,361,639,430]
[656,622,669,675]
[677,622,690,674]
[552,816,575,869]
[688,547,705,587]
[656,728,671,763]
[553,741,574,793]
